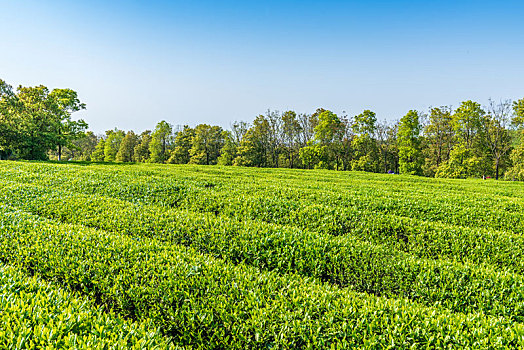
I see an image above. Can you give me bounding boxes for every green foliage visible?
[234,115,270,167]
[103,129,125,162]
[398,110,423,175]
[116,130,139,162]
[312,110,345,170]
[217,130,237,165]
[436,100,491,178]
[423,106,454,176]
[4,162,524,347]
[1,203,524,348]
[149,120,173,163]
[513,98,524,126]
[506,130,524,180]
[168,125,194,164]
[0,264,170,349]
[61,131,98,161]
[91,138,106,162]
[133,130,152,162]
[452,100,485,149]
[0,79,87,160]
[189,124,224,165]
[351,110,380,172]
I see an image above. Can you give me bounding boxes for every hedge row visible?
[0,205,523,348]
[3,180,524,321]
[4,162,524,235]
[2,161,523,236]
[0,264,171,349]
[4,165,524,278]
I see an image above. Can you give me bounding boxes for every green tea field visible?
[3,161,524,348]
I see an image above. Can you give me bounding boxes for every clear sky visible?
[1,0,523,133]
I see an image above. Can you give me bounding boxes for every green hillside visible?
[2,161,524,348]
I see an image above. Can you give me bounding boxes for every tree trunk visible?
[496,158,500,180]
[58,145,62,161]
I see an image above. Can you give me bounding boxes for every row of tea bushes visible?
[3,181,524,321]
[3,174,524,275]
[3,162,523,235]
[0,264,171,349]
[0,205,523,349]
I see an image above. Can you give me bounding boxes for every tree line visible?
[2,79,524,180]
[0,79,86,161]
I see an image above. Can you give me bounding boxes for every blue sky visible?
[1,0,523,133]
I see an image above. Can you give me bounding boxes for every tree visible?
[48,88,87,161]
[103,129,125,162]
[134,130,152,162]
[189,124,224,165]
[234,115,271,167]
[217,121,247,166]
[340,114,354,171]
[116,131,139,162]
[167,126,194,164]
[375,119,399,173]
[398,110,423,175]
[437,100,487,178]
[480,99,513,179]
[0,81,87,160]
[386,122,400,174]
[91,138,106,162]
[312,110,345,170]
[351,110,380,172]
[16,85,57,160]
[149,121,173,163]
[217,130,237,165]
[423,107,454,176]
[453,100,484,150]
[506,134,524,180]
[281,111,302,168]
[512,98,524,126]
[0,80,18,159]
[436,143,484,179]
[506,98,524,180]
[60,131,98,161]
[297,112,318,148]
[231,121,249,144]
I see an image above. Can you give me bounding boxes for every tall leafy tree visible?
[512,98,524,126]
[189,124,224,165]
[134,130,152,163]
[48,88,87,161]
[103,129,125,162]
[504,98,524,180]
[116,131,139,162]
[313,110,345,170]
[398,110,423,175]
[61,131,98,161]
[281,111,302,168]
[423,107,454,176]
[149,121,173,163]
[235,115,271,167]
[437,101,487,178]
[351,110,380,172]
[453,100,484,150]
[91,138,106,162]
[0,80,87,160]
[375,119,399,173]
[0,80,18,159]
[297,112,319,147]
[217,130,237,165]
[480,99,513,179]
[16,85,57,160]
[168,126,194,164]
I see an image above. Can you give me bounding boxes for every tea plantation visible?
[2,161,524,349]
